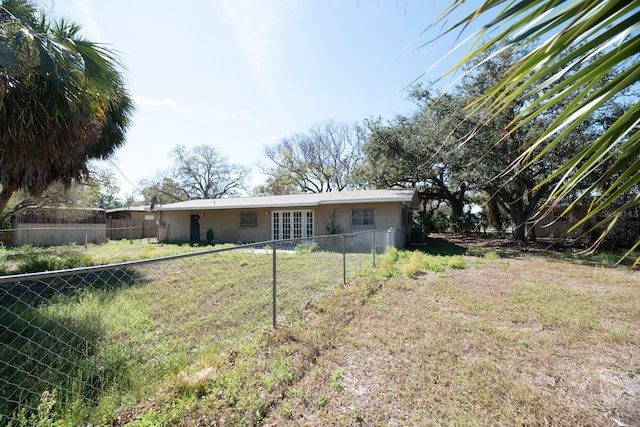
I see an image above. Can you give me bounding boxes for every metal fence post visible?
[342,234,346,286]
[272,242,277,329]
[85,228,88,249]
[372,230,376,268]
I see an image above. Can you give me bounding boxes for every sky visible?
[42,0,481,199]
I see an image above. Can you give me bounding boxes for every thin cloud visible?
[134,96,196,116]
[207,109,238,121]
[220,1,302,104]
[57,0,104,41]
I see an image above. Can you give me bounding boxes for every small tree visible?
[325,209,343,234]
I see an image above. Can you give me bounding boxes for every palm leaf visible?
[436,0,640,261]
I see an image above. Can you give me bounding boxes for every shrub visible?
[447,256,466,269]
[294,242,320,254]
[484,250,500,261]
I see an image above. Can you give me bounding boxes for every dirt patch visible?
[262,237,640,426]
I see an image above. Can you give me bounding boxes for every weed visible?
[484,250,500,260]
[295,242,320,254]
[626,366,640,378]
[280,402,293,419]
[609,326,633,343]
[8,389,60,427]
[315,395,328,408]
[353,407,364,423]
[447,255,466,269]
[330,369,344,392]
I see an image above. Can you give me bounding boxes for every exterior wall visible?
[12,223,106,246]
[159,209,272,243]
[159,201,413,248]
[313,202,409,244]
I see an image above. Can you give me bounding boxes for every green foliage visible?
[8,390,63,427]
[437,0,640,258]
[330,369,344,392]
[139,176,189,205]
[447,256,466,269]
[375,248,403,278]
[400,250,467,277]
[325,209,343,234]
[0,0,133,218]
[294,242,320,254]
[450,212,481,235]
[3,244,94,274]
[484,251,500,261]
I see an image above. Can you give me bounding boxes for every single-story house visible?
[154,189,420,248]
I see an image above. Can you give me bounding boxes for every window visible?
[144,214,155,221]
[272,210,314,240]
[240,211,257,227]
[351,208,375,227]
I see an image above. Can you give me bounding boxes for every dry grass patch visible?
[263,254,640,426]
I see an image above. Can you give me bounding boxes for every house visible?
[154,189,420,248]
[106,205,156,239]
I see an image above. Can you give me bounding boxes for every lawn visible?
[0,239,222,275]
[1,237,639,426]
[1,240,370,425]
[263,240,640,426]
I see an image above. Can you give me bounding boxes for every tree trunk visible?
[527,222,537,242]
[510,203,526,241]
[0,183,18,224]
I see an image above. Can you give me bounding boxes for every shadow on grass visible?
[0,268,148,423]
[412,233,638,267]
[410,236,468,256]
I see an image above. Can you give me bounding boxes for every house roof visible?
[156,189,419,211]
[106,205,150,214]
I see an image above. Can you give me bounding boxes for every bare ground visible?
[260,235,640,426]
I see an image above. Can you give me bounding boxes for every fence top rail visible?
[0,231,379,284]
[0,227,140,232]
[0,242,259,284]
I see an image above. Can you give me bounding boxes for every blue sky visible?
[44,0,480,198]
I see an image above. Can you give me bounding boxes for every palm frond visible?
[437,0,640,260]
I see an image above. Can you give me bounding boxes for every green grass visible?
[3,239,638,425]
[0,240,226,275]
[0,242,372,425]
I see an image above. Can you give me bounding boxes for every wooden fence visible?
[106,219,157,240]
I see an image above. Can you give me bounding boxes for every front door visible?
[190,215,200,242]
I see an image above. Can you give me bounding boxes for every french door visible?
[272,210,314,240]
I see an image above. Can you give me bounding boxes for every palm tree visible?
[0,0,133,219]
[435,0,639,260]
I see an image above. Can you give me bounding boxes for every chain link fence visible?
[0,230,392,424]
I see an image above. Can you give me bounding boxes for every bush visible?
[294,242,320,254]
[450,212,481,235]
